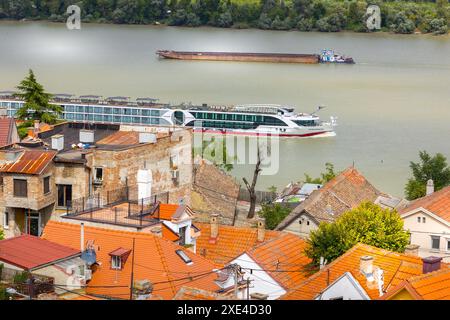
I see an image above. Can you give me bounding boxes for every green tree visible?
[305,202,410,265]
[258,203,291,230]
[405,151,450,200]
[15,70,62,124]
[304,162,337,184]
[0,228,3,240]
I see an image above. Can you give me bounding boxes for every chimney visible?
[422,256,442,274]
[34,120,40,131]
[79,130,94,144]
[426,179,434,196]
[210,213,219,240]
[404,244,420,256]
[137,169,152,205]
[325,204,334,215]
[51,134,64,151]
[27,128,36,139]
[139,132,157,144]
[360,255,374,277]
[257,218,266,242]
[250,293,269,300]
[80,223,85,252]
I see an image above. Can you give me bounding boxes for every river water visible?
[0,21,449,197]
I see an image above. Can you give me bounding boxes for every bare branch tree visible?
[243,146,262,219]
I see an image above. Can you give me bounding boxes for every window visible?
[431,236,440,250]
[179,226,187,246]
[111,256,122,270]
[299,220,302,225]
[306,221,310,226]
[57,184,72,207]
[13,179,27,197]
[417,217,421,223]
[94,167,103,184]
[423,217,426,223]
[43,176,50,194]
[175,249,192,265]
[447,240,450,252]
[3,211,9,229]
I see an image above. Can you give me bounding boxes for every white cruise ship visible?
[0,92,337,138]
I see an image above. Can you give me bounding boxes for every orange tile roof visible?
[0,117,17,147]
[41,221,221,300]
[381,267,450,300]
[277,167,382,229]
[246,233,312,290]
[281,243,426,300]
[173,286,233,300]
[162,223,180,242]
[195,222,283,267]
[399,186,450,223]
[0,150,56,175]
[158,204,180,220]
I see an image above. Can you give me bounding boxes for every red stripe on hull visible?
[192,129,328,137]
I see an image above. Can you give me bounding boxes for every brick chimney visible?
[404,244,420,256]
[360,255,374,277]
[422,256,442,274]
[209,213,219,242]
[257,218,266,242]
[426,179,434,196]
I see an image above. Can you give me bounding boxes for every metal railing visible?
[64,186,169,228]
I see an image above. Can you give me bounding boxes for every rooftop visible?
[0,149,57,175]
[245,233,312,289]
[0,117,17,147]
[277,167,382,229]
[42,221,221,300]
[399,186,450,223]
[195,222,283,267]
[173,286,233,300]
[0,234,80,270]
[281,243,428,300]
[380,267,450,300]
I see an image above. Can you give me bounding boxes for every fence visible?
[64,186,170,228]
[237,187,277,204]
[67,185,169,215]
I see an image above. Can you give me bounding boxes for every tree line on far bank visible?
[0,0,448,35]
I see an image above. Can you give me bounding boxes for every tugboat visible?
[319,49,355,64]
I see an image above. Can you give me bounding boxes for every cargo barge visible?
[156,49,354,64]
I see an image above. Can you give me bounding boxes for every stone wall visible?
[1,164,56,211]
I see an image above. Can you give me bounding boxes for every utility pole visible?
[231,264,240,299]
[129,238,135,300]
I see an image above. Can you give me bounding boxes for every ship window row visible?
[2,102,163,117]
[293,120,319,127]
[63,105,162,116]
[185,120,257,130]
[191,112,287,126]
[63,113,169,125]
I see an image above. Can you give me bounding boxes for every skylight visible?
[175,249,193,265]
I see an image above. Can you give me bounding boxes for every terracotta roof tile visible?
[0,234,80,270]
[41,221,220,300]
[277,167,382,229]
[399,186,450,223]
[0,118,15,147]
[158,204,180,220]
[381,267,450,300]
[281,243,425,300]
[0,150,56,175]
[195,222,282,267]
[246,233,312,289]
